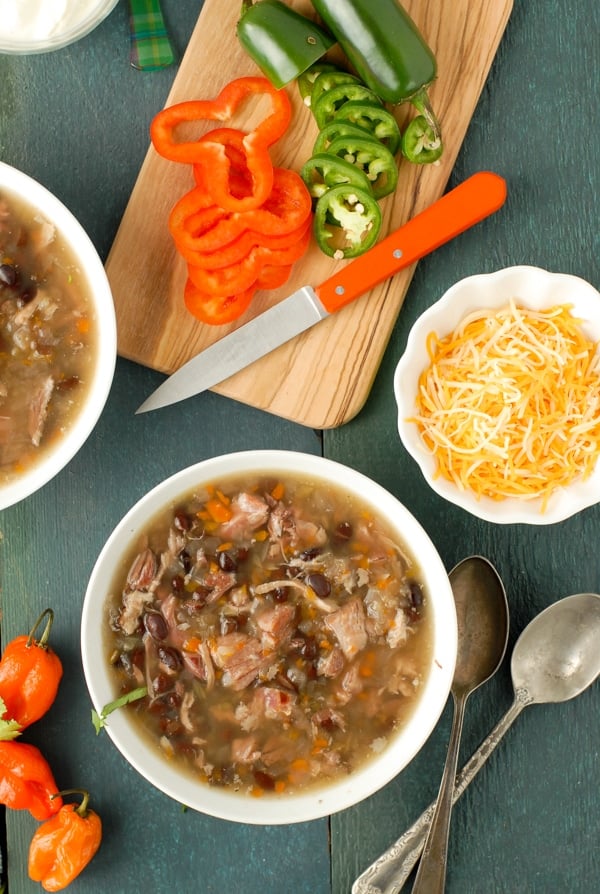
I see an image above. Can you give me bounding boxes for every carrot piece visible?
[206,498,233,523]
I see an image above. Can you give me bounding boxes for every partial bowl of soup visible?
[81,450,457,824]
[0,161,116,509]
[394,266,600,524]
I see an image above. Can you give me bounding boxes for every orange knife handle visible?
[315,171,507,314]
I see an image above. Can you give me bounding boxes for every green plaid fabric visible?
[128,0,176,71]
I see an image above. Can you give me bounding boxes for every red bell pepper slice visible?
[170,168,312,257]
[187,227,311,295]
[183,280,256,326]
[150,76,291,162]
[176,218,311,268]
[192,128,274,213]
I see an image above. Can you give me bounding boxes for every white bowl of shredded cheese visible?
[0,0,118,54]
[395,266,600,524]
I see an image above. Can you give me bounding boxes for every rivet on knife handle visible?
[128,0,176,71]
[316,171,507,314]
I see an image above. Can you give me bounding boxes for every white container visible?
[0,0,119,54]
[395,266,600,524]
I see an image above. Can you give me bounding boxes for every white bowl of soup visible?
[0,161,116,509]
[81,450,457,824]
[394,266,600,524]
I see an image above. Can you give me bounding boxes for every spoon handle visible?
[352,695,528,894]
[411,694,467,893]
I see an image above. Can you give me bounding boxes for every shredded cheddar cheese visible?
[411,299,600,508]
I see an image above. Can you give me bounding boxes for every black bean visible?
[218,550,237,572]
[0,264,17,287]
[173,511,191,532]
[272,587,289,603]
[180,549,192,574]
[17,284,36,305]
[335,521,353,541]
[220,616,238,635]
[143,611,168,641]
[152,673,171,695]
[253,770,276,790]
[299,546,321,560]
[305,572,331,598]
[158,646,182,671]
[171,574,185,595]
[408,580,424,607]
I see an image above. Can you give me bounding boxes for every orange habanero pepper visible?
[0,740,63,820]
[0,608,63,728]
[28,789,102,892]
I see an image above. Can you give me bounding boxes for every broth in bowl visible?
[0,189,97,485]
[104,471,433,798]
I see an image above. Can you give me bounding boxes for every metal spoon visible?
[352,591,600,894]
[409,555,509,893]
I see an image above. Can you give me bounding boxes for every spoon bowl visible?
[511,593,600,703]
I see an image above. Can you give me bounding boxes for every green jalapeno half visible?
[326,135,398,200]
[237,0,335,89]
[312,83,383,130]
[301,153,374,200]
[314,184,381,259]
[333,101,402,156]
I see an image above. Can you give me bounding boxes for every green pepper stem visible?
[52,789,91,817]
[26,607,54,650]
[410,88,443,147]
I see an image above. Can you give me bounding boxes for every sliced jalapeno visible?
[313,120,372,155]
[236,0,335,89]
[401,115,443,164]
[309,70,361,111]
[333,101,402,156]
[326,135,398,199]
[297,62,338,105]
[312,83,383,129]
[314,184,381,259]
[301,153,373,200]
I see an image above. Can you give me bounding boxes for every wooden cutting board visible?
[106,0,513,428]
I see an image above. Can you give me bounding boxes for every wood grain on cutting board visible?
[106,0,513,428]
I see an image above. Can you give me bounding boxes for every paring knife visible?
[136,171,507,414]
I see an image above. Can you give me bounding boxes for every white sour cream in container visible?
[0,0,119,54]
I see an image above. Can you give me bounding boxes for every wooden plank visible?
[106,0,513,428]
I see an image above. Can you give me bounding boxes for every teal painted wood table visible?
[0,1,598,892]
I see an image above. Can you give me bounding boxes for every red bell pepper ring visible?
[192,128,274,213]
[184,279,256,326]
[171,168,312,256]
[256,263,293,290]
[187,226,311,295]
[150,76,292,161]
[177,218,311,268]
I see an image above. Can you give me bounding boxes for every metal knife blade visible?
[136,286,327,413]
[136,171,507,414]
